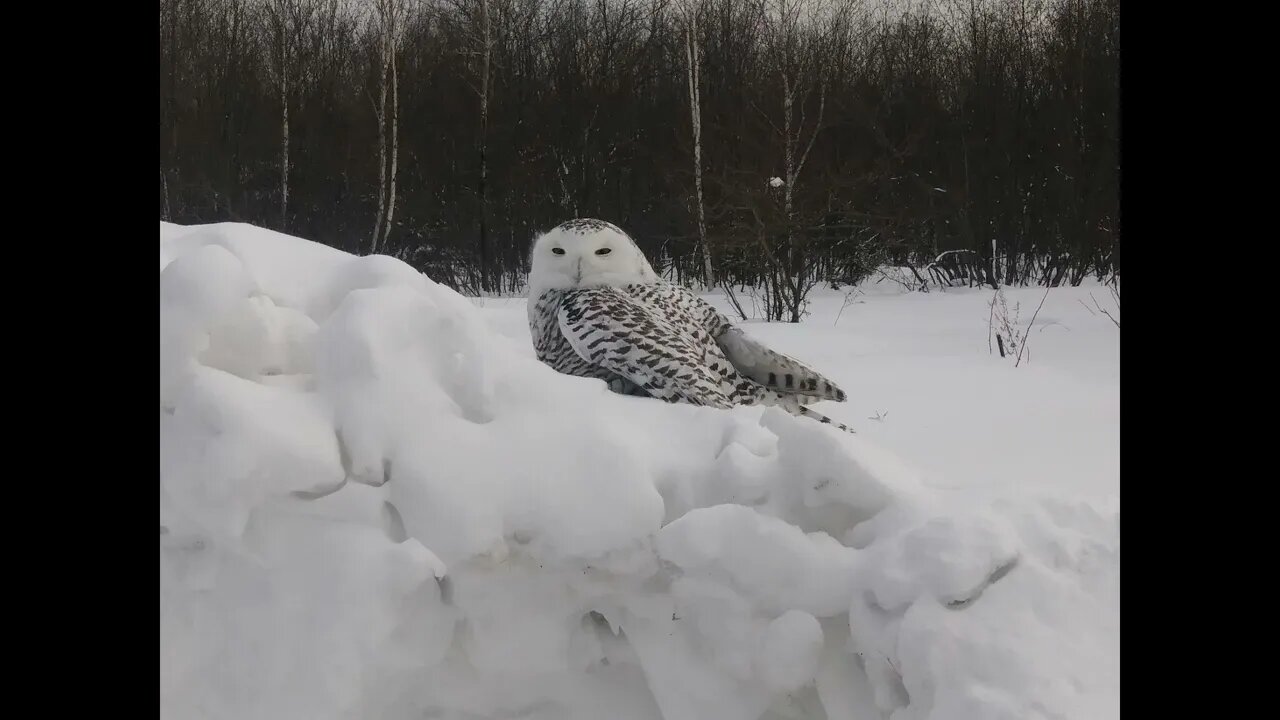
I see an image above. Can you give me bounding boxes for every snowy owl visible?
[527,218,854,433]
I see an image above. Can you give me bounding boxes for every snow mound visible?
[160,222,1118,720]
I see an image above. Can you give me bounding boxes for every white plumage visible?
[527,218,854,433]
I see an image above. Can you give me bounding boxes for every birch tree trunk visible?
[368,0,391,252]
[779,0,798,320]
[371,20,389,254]
[280,44,290,231]
[683,2,714,289]
[370,0,401,255]
[383,44,400,252]
[477,0,492,292]
[161,167,172,221]
[264,0,303,233]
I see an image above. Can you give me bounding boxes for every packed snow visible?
[160,221,1119,720]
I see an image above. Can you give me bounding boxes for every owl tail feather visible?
[797,406,857,434]
[757,388,856,434]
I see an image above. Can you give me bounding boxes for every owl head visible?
[527,219,659,302]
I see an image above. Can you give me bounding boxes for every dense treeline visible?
[160,0,1118,319]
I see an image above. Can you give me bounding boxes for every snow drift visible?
[159,222,1118,720]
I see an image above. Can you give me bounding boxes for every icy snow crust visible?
[160,222,1119,720]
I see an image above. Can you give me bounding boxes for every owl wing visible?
[665,285,848,405]
[556,287,744,408]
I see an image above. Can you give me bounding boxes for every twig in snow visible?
[1014,286,1051,367]
[834,288,863,326]
[989,291,997,353]
[1089,291,1120,328]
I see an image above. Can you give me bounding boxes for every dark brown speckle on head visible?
[556,218,625,235]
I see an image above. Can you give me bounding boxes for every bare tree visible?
[161,166,172,221]
[159,0,1119,299]
[681,0,714,289]
[369,0,405,255]
[262,0,319,232]
[478,0,492,292]
[442,0,498,291]
[755,0,848,321]
[386,33,401,252]
[275,6,292,230]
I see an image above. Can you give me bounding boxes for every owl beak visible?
[573,259,583,285]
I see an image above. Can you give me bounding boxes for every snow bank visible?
[159,222,1119,720]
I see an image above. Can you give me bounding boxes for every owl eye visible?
[595,248,612,255]
[551,247,565,255]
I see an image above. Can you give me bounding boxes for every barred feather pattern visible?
[529,282,854,433]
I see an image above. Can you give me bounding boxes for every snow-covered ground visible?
[160,222,1119,720]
